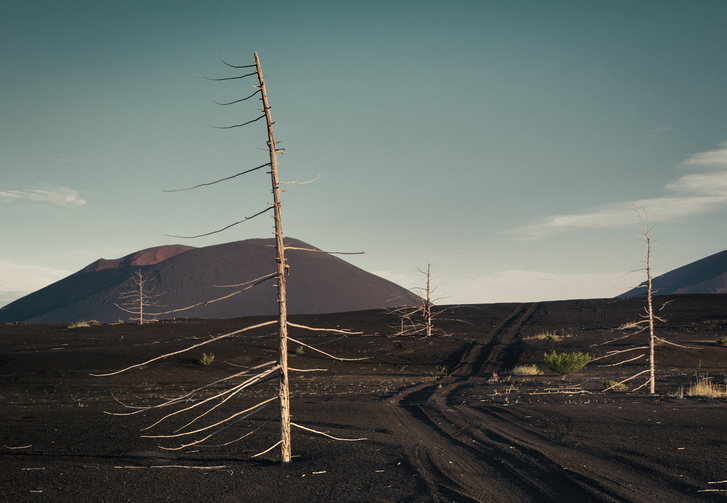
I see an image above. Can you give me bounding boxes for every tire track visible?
[385,301,700,502]
[451,303,538,377]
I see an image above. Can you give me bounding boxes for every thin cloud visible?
[0,187,86,206]
[511,143,727,239]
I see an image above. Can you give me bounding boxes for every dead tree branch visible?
[160,206,273,239]
[91,321,276,376]
[164,163,270,192]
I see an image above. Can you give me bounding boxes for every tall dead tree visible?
[639,209,656,394]
[256,52,292,462]
[594,207,696,394]
[96,52,365,464]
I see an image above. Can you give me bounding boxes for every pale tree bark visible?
[97,52,365,464]
[254,51,292,464]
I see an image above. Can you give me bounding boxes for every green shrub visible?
[295,345,305,355]
[199,353,215,365]
[543,350,591,374]
[716,336,727,346]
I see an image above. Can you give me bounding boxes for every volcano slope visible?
[1,295,725,502]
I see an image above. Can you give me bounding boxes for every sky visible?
[2,0,727,307]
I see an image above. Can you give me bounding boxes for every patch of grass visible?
[686,377,727,398]
[199,353,215,365]
[543,350,591,374]
[525,331,562,341]
[716,336,727,346]
[68,320,99,329]
[602,379,626,391]
[510,364,542,376]
[618,321,641,331]
[295,345,305,355]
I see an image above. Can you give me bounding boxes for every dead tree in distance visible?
[115,270,163,325]
[594,207,696,394]
[390,264,437,337]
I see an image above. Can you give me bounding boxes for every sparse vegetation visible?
[602,379,626,390]
[618,321,640,331]
[199,353,215,365]
[686,376,727,398]
[525,331,562,341]
[716,336,727,346]
[68,320,99,329]
[543,350,591,374]
[295,345,305,355]
[510,364,542,376]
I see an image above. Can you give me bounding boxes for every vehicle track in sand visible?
[386,302,710,502]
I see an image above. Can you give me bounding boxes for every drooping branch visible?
[216,54,257,69]
[106,360,277,416]
[164,163,270,192]
[287,322,362,335]
[206,113,266,130]
[202,88,260,106]
[142,396,277,439]
[160,206,273,239]
[284,246,365,255]
[597,354,645,367]
[91,320,277,376]
[146,365,280,431]
[291,422,367,442]
[280,173,321,185]
[135,273,274,318]
[197,71,258,81]
[214,272,277,289]
[590,346,649,362]
[601,369,650,392]
[288,336,369,361]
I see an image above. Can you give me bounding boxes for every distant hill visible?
[0,238,421,323]
[619,249,727,297]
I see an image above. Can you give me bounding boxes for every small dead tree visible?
[594,207,696,394]
[115,270,163,325]
[390,264,439,337]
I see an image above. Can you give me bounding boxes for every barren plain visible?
[1,295,726,502]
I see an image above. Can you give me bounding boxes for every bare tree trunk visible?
[254,52,291,463]
[425,264,432,338]
[646,227,655,394]
[138,277,144,325]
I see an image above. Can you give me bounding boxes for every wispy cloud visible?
[0,187,86,206]
[511,142,727,239]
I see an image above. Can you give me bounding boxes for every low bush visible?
[543,350,591,374]
[199,353,215,365]
[716,336,727,346]
[68,320,99,329]
[510,364,542,376]
[686,377,726,398]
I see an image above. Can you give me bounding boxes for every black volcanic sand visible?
[1,295,726,502]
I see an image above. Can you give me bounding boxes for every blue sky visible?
[2,1,727,307]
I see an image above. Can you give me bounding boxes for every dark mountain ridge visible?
[0,238,420,323]
[619,249,727,297]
